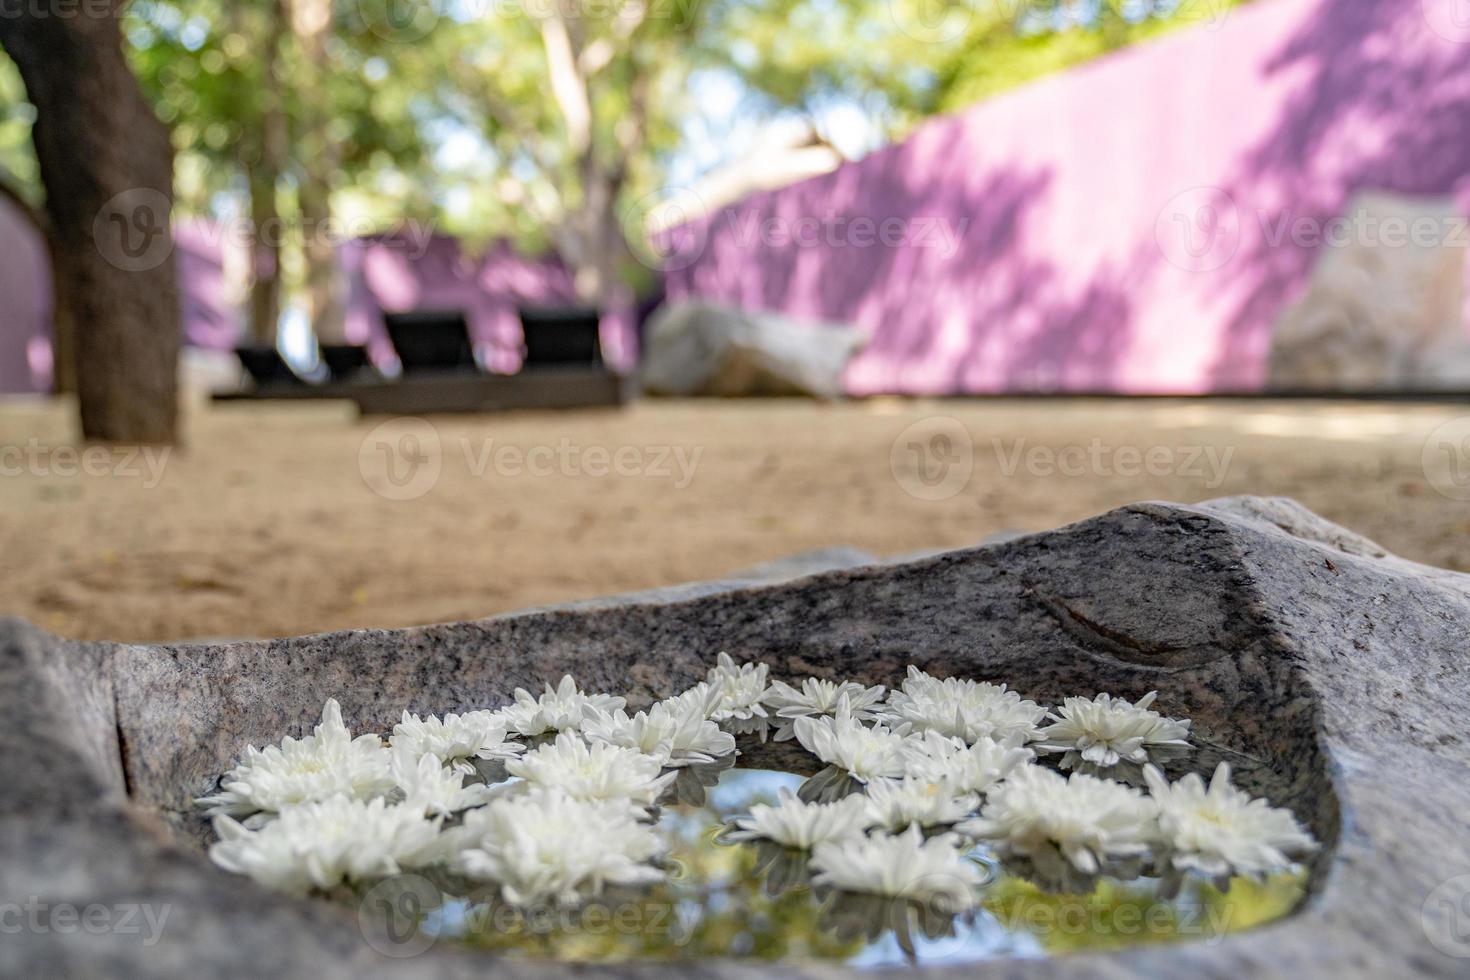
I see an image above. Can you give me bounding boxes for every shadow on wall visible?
[663,0,1470,395]
[1206,0,1470,387]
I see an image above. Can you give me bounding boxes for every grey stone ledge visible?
[1,495,1467,978]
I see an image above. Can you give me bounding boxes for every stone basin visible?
[2,495,1467,978]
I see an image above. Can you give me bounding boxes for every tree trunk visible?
[246,160,282,345]
[291,0,344,342]
[0,3,179,444]
[244,0,288,346]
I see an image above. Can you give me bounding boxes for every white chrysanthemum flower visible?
[960,765,1157,875]
[903,730,1035,796]
[448,789,666,906]
[208,796,442,895]
[389,709,524,776]
[810,825,984,911]
[652,689,737,764]
[1035,692,1191,771]
[793,698,915,784]
[579,706,677,765]
[1144,763,1316,880]
[196,699,395,818]
[721,788,875,849]
[491,675,625,738]
[706,652,773,739]
[881,667,1046,745]
[665,681,725,721]
[863,776,978,831]
[506,732,675,804]
[584,686,737,767]
[763,677,886,741]
[390,746,495,817]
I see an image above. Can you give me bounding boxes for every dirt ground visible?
[2,393,1468,643]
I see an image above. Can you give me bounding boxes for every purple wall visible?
[0,197,53,393]
[0,215,242,394]
[663,0,1470,394]
[344,233,637,373]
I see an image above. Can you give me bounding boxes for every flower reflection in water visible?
[444,768,1307,965]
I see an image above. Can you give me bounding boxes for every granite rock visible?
[640,301,865,398]
[2,496,1468,978]
[1266,191,1470,391]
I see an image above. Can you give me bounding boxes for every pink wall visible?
[0,215,242,394]
[0,197,53,393]
[344,233,638,373]
[663,0,1470,394]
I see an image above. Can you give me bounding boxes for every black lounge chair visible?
[518,306,603,369]
[320,344,373,381]
[383,310,477,374]
[234,346,305,388]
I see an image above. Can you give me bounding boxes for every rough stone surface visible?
[640,301,866,398]
[3,496,1469,978]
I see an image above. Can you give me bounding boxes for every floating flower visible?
[810,825,984,911]
[208,796,442,895]
[863,776,978,831]
[196,699,394,819]
[1144,763,1316,881]
[448,789,666,906]
[793,697,915,783]
[665,681,726,721]
[881,667,1046,745]
[763,677,886,741]
[903,730,1035,795]
[579,707,676,765]
[959,765,1157,876]
[706,652,772,739]
[1035,692,1191,773]
[653,687,738,764]
[390,709,524,776]
[506,732,675,804]
[390,746,495,817]
[492,675,625,738]
[719,788,874,849]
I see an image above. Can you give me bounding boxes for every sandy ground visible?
[2,393,1468,643]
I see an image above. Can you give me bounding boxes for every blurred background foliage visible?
[0,0,1246,311]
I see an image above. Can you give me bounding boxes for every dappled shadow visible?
[1203,0,1470,385]
[665,0,1470,394]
